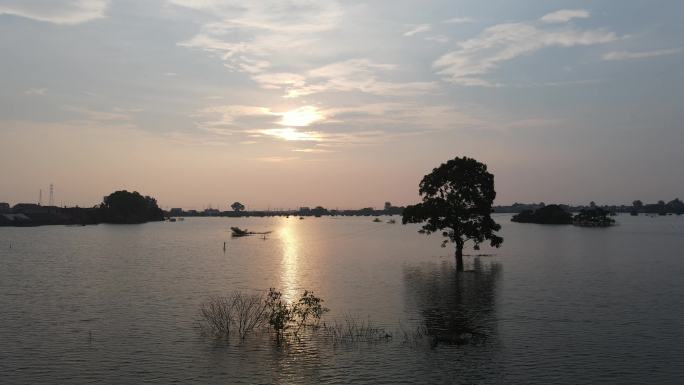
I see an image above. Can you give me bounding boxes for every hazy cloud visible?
[24,88,48,96]
[435,12,617,86]
[602,48,683,61]
[194,105,276,130]
[404,24,430,37]
[255,156,299,162]
[283,59,435,98]
[540,9,590,24]
[173,0,342,72]
[443,17,475,24]
[256,127,323,142]
[0,0,108,25]
[425,35,450,44]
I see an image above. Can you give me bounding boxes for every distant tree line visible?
[1,190,164,226]
[630,199,684,215]
[511,205,616,227]
[168,202,405,218]
[495,198,684,215]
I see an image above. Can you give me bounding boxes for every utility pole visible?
[39,189,42,206]
[49,183,54,206]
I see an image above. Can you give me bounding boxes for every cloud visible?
[196,104,327,130]
[63,105,132,122]
[434,13,617,86]
[194,104,276,130]
[172,0,342,72]
[189,100,484,148]
[292,148,330,153]
[322,102,484,132]
[172,2,433,99]
[0,0,108,25]
[404,24,430,37]
[255,156,299,162]
[425,35,449,44]
[443,17,475,24]
[169,0,341,34]
[24,88,48,96]
[268,59,436,98]
[540,9,590,24]
[256,127,323,142]
[602,48,683,61]
[250,72,307,90]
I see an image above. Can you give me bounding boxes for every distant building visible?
[169,208,183,216]
[384,201,392,211]
[12,203,49,214]
[0,203,9,213]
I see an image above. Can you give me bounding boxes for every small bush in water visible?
[200,288,328,341]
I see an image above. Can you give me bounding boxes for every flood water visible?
[1,214,683,384]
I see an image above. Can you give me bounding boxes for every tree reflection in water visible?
[403,258,501,347]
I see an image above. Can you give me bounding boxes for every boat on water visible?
[230,226,272,237]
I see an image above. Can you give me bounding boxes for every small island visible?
[512,205,615,227]
[572,208,615,227]
[511,204,573,224]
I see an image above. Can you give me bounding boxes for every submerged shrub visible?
[200,289,484,348]
[199,292,267,339]
[321,314,392,344]
[200,296,235,337]
[200,288,329,342]
[265,288,329,340]
[292,290,329,336]
[265,288,291,338]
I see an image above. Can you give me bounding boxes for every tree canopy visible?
[100,190,164,224]
[231,202,245,212]
[402,156,502,272]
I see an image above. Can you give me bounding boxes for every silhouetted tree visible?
[402,157,503,272]
[632,200,643,210]
[667,198,684,214]
[310,206,329,217]
[100,190,163,224]
[231,202,245,212]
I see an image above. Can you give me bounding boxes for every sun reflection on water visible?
[279,219,300,302]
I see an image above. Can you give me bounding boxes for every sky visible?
[0,0,682,210]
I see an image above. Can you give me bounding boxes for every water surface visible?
[1,215,683,384]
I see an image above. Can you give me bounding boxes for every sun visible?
[279,106,324,127]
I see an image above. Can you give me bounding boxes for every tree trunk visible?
[455,243,464,272]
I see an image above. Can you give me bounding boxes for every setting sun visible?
[279,106,325,127]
